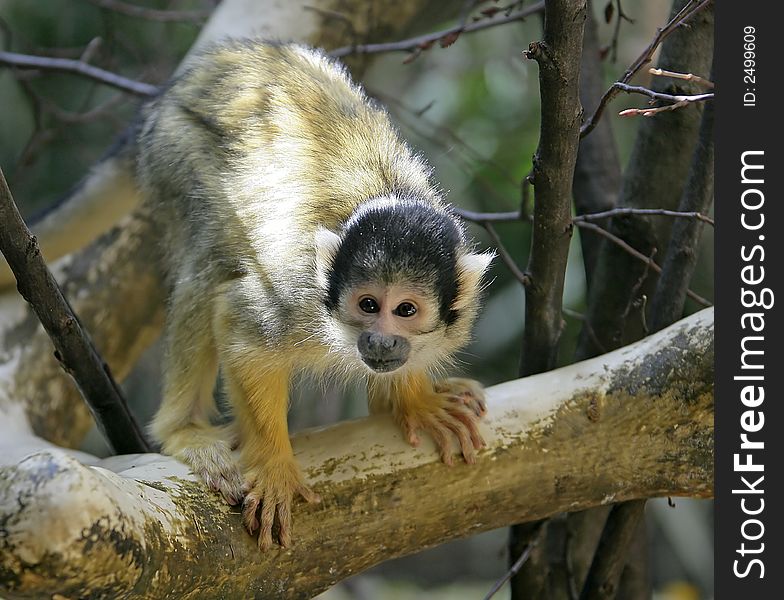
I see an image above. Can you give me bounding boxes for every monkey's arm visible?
[222,354,320,549]
[368,372,487,465]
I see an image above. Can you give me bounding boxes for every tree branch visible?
[576,0,714,359]
[650,69,714,330]
[0,169,149,453]
[329,1,545,59]
[518,0,585,376]
[649,67,714,89]
[573,3,621,292]
[85,0,211,23]
[0,309,714,599]
[580,0,713,138]
[512,1,587,596]
[0,49,158,97]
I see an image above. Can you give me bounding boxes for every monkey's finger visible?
[296,483,321,504]
[471,395,488,417]
[450,408,486,450]
[242,494,261,534]
[425,419,454,466]
[402,419,421,448]
[258,498,276,551]
[278,502,293,548]
[440,414,477,464]
[216,472,245,505]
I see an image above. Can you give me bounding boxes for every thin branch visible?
[484,222,531,287]
[375,90,521,188]
[581,0,713,138]
[454,208,522,223]
[573,207,714,226]
[563,308,607,355]
[485,522,545,599]
[455,207,714,226]
[0,168,150,454]
[649,67,714,89]
[329,1,545,59]
[614,81,713,105]
[619,99,699,118]
[0,50,158,97]
[85,0,211,23]
[650,65,715,330]
[608,0,635,63]
[574,221,710,307]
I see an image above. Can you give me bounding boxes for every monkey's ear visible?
[452,250,495,311]
[314,228,342,289]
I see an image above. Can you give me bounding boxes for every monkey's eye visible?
[394,302,417,318]
[359,297,380,313]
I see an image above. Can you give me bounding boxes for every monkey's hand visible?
[396,377,487,466]
[241,456,320,550]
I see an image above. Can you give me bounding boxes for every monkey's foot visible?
[178,440,244,505]
[241,457,320,550]
[397,378,487,466]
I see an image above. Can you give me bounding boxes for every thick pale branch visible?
[0,309,714,599]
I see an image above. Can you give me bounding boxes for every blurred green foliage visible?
[0,0,203,217]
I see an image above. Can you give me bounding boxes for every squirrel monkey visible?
[137,41,494,550]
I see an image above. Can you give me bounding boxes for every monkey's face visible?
[346,283,440,374]
[313,201,495,376]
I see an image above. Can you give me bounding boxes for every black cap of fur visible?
[325,200,463,322]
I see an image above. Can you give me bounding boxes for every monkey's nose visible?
[358,332,410,371]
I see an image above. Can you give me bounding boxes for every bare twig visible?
[649,67,714,88]
[85,0,211,23]
[454,208,522,223]
[329,1,545,59]
[485,522,545,599]
[620,248,656,325]
[581,0,713,138]
[608,0,635,63]
[650,66,715,329]
[573,207,713,226]
[0,49,158,96]
[375,91,521,188]
[614,82,713,115]
[454,207,714,226]
[574,221,710,307]
[563,308,607,355]
[484,222,531,287]
[0,168,150,454]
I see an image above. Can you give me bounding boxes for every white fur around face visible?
[452,250,495,311]
[314,227,342,290]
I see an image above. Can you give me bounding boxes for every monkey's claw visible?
[398,378,487,466]
[178,441,244,505]
[433,377,488,418]
[241,458,320,550]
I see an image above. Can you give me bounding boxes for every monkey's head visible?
[315,198,494,376]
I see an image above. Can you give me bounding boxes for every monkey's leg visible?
[369,373,487,465]
[220,353,320,550]
[150,286,243,505]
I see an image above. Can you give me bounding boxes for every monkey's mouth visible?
[361,357,406,373]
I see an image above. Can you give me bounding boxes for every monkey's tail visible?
[0,136,141,290]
